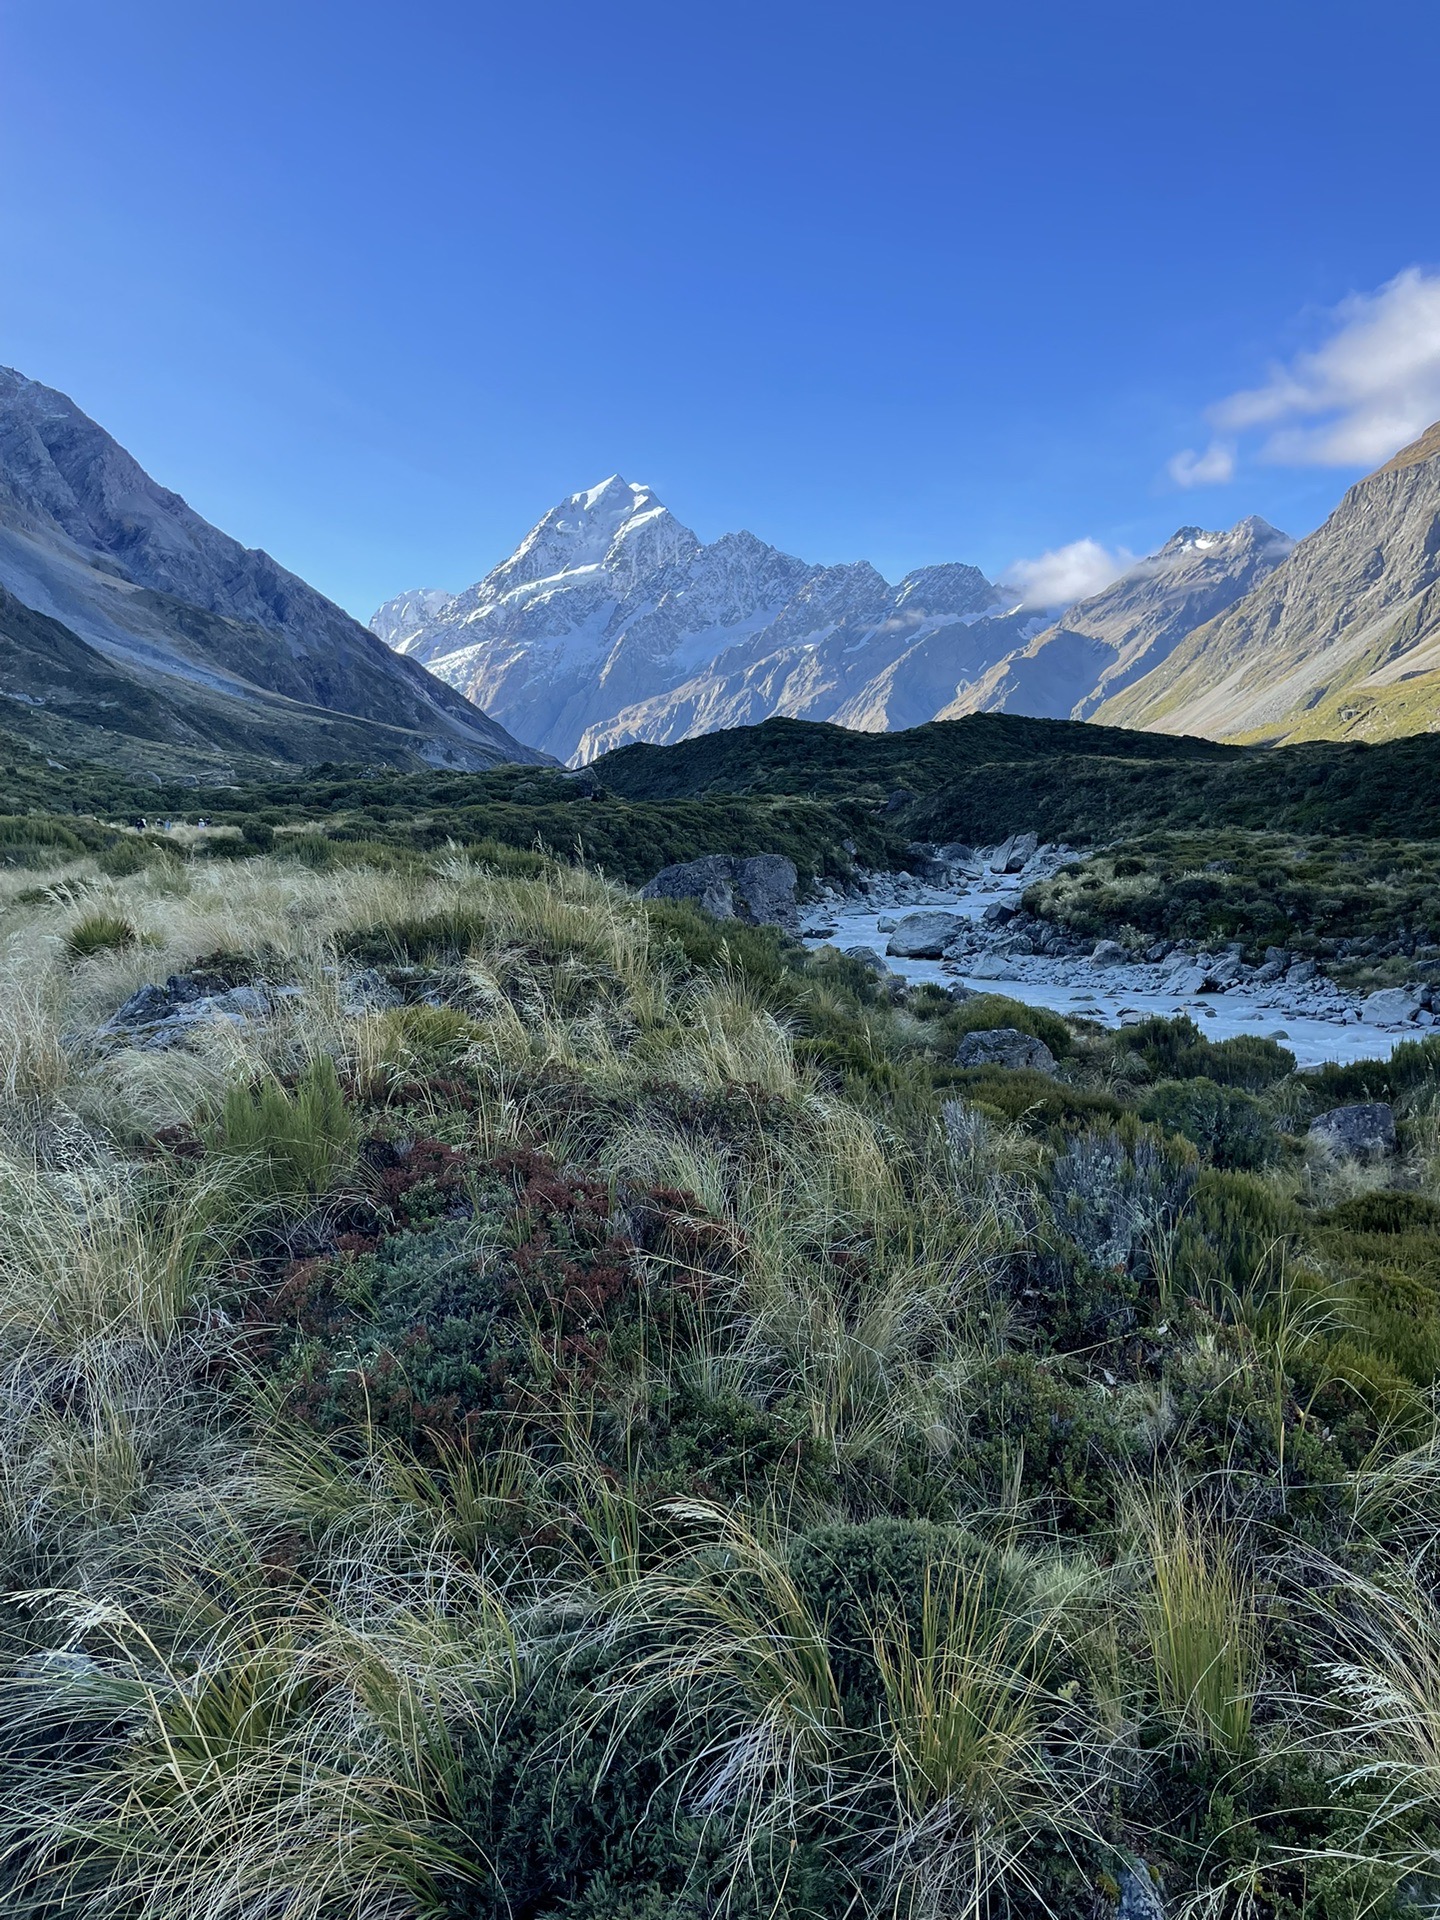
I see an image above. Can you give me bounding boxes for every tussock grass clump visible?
[65,908,139,959]
[208,1055,357,1207]
[1132,1488,1257,1761]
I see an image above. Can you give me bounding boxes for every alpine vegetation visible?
[3,837,1440,1919]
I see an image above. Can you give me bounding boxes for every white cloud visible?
[1168,440,1236,488]
[1001,538,1134,610]
[1206,267,1440,469]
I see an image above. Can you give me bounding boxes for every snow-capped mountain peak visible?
[371,586,454,652]
[484,475,699,600]
[370,478,1040,761]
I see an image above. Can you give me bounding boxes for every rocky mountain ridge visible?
[0,367,545,776]
[1098,418,1440,743]
[943,516,1295,722]
[375,477,1289,763]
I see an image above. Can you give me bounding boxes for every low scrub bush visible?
[946,992,1073,1058]
[94,835,154,877]
[1115,1014,1295,1090]
[1139,1076,1281,1171]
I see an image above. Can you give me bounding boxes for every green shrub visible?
[94,836,154,877]
[1139,1077,1280,1171]
[944,992,1073,1058]
[644,900,797,1002]
[341,907,489,965]
[209,1056,357,1206]
[1117,1014,1294,1090]
[65,910,139,960]
[1323,1191,1440,1235]
[375,1004,483,1068]
[240,819,275,852]
[0,813,86,868]
[944,1065,1124,1132]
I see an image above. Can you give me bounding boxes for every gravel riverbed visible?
[801,861,1424,1069]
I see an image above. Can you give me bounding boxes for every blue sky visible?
[3,0,1439,617]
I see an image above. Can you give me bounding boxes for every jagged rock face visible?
[0,366,543,771]
[942,518,1295,723]
[373,477,1027,763]
[1097,421,1440,743]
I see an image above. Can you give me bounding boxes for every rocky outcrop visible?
[1309,1103,1397,1160]
[954,1027,1056,1073]
[639,854,799,930]
[99,967,281,1048]
[1114,1860,1167,1920]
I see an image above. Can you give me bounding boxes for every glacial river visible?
[803,880,1409,1070]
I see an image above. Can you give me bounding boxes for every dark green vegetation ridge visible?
[595,713,1440,843]
[0,752,893,890]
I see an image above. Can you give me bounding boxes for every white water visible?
[803,877,1410,1070]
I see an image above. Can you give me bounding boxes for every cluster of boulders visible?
[859,906,1440,1034]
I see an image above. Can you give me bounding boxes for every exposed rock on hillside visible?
[945,518,1293,721]
[0,366,544,773]
[1098,420,1440,743]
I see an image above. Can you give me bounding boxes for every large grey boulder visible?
[955,1027,1057,1073]
[1090,939,1128,965]
[886,911,966,958]
[842,945,890,973]
[989,831,1038,874]
[99,969,276,1050]
[640,854,799,931]
[1309,1103,1397,1161]
[1361,986,1424,1026]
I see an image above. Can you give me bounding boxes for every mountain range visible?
[0,368,544,780]
[5,361,1439,788]
[373,480,1298,764]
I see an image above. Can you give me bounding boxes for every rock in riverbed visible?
[886,911,966,958]
[1361,986,1425,1026]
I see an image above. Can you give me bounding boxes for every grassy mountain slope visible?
[0,366,546,771]
[1098,420,1440,744]
[0,586,545,783]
